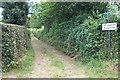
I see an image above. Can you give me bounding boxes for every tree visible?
[2,2,29,25]
[30,2,107,28]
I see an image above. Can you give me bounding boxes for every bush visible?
[26,28,31,39]
[1,23,28,72]
[31,28,44,39]
[38,14,118,63]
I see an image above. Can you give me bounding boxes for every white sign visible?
[102,23,117,30]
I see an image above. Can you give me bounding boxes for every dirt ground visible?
[2,36,88,78]
[27,36,87,78]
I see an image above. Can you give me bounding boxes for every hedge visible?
[37,15,119,64]
[1,22,28,72]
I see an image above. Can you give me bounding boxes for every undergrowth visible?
[2,40,35,78]
[75,59,118,78]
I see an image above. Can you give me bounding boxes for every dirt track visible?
[2,36,88,78]
[28,36,87,78]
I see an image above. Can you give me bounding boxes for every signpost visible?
[103,11,117,49]
[103,12,110,20]
[102,23,117,30]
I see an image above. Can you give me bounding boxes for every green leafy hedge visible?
[1,23,27,72]
[35,15,118,64]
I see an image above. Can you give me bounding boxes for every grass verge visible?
[2,41,35,78]
[75,59,118,78]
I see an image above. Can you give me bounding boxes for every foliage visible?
[26,28,31,39]
[3,41,35,77]
[30,27,44,38]
[1,23,28,72]
[29,2,107,27]
[76,59,118,78]
[2,2,29,25]
[30,2,118,65]
[28,4,41,28]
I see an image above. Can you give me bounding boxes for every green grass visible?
[50,59,64,70]
[42,50,65,78]
[49,55,65,78]
[2,41,35,78]
[75,59,118,78]
[52,73,65,78]
[34,40,67,78]
[44,51,64,70]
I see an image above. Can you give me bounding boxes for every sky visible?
[0,8,3,21]
[29,0,40,3]
[0,7,3,13]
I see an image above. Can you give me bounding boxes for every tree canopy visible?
[2,2,29,25]
[30,2,108,28]
[31,2,119,64]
